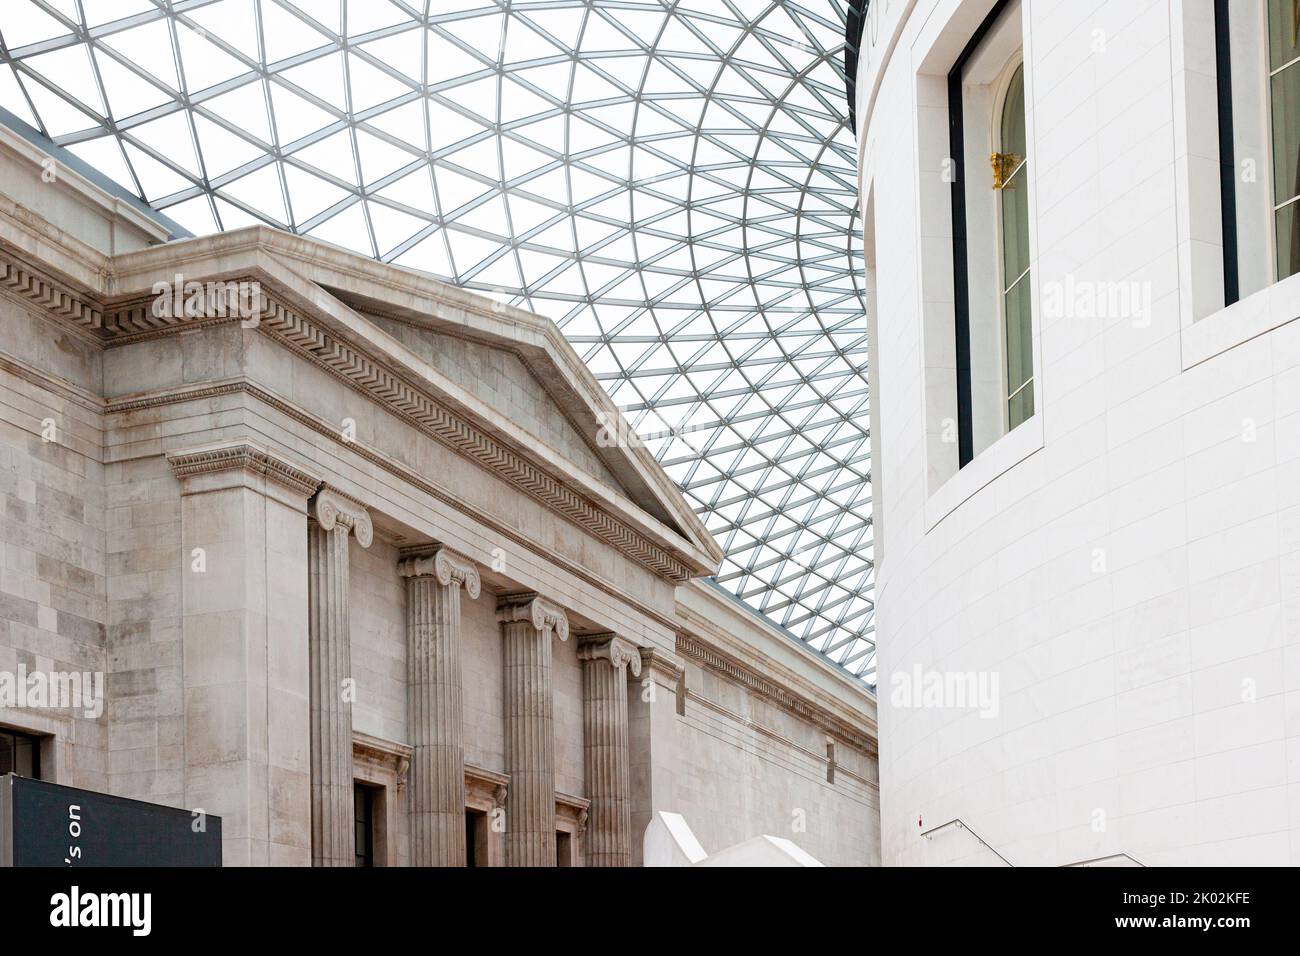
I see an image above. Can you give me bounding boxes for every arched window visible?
[996,63,1033,430]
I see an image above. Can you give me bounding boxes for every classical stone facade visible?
[0,122,879,866]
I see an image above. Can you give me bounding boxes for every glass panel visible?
[1004,275,1033,426]
[1276,200,1300,279]
[354,783,372,867]
[1008,378,1035,431]
[1271,63,1300,204]
[1000,65,1027,159]
[1001,165,1031,290]
[1269,0,1300,70]
[14,736,37,778]
[0,730,40,778]
[1000,63,1033,431]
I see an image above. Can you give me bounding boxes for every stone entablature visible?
[674,581,877,751]
[675,632,877,758]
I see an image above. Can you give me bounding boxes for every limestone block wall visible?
[553,629,585,799]
[103,453,182,807]
[0,297,107,791]
[670,660,880,867]
[461,588,505,773]
[350,536,407,746]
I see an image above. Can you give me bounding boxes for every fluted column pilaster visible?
[578,633,641,867]
[400,545,480,867]
[497,592,569,867]
[308,489,372,867]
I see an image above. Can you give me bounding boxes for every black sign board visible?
[0,774,221,866]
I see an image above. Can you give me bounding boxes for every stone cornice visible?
[352,731,413,791]
[166,440,322,498]
[496,592,570,642]
[675,632,877,756]
[310,486,374,548]
[398,544,481,599]
[555,791,590,832]
[577,633,643,676]
[0,258,103,337]
[464,764,509,809]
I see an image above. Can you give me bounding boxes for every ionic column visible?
[497,592,569,867]
[308,489,372,867]
[578,633,642,867]
[400,545,481,867]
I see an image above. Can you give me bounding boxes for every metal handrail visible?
[1062,852,1147,868]
[919,818,1015,867]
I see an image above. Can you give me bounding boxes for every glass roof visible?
[0,0,875,685]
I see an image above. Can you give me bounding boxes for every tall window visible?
[0,729,41,779]
[946,0,1030,468]
[997,64,1033,430]
[1269,0,1300,278]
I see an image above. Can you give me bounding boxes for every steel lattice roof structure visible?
[0,0,875,685]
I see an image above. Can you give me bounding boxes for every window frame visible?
[1176,0,1300,368]
[946,0,1020,469]
[915,0,1045,528]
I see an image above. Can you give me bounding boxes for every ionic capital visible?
[310,487,373,548]
[496,592,569,642]
[399,545,481,598]
[577,633,643,677]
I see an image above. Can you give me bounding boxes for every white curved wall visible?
[860,0,1300,866]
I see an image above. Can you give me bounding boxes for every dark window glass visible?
[465,809,486,867]
[354,783,374,867]
[0,729,41,779]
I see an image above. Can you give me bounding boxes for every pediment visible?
[362,311,627,494]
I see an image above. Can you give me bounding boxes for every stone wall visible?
[673,664,880,866]
[0,296,107,791]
